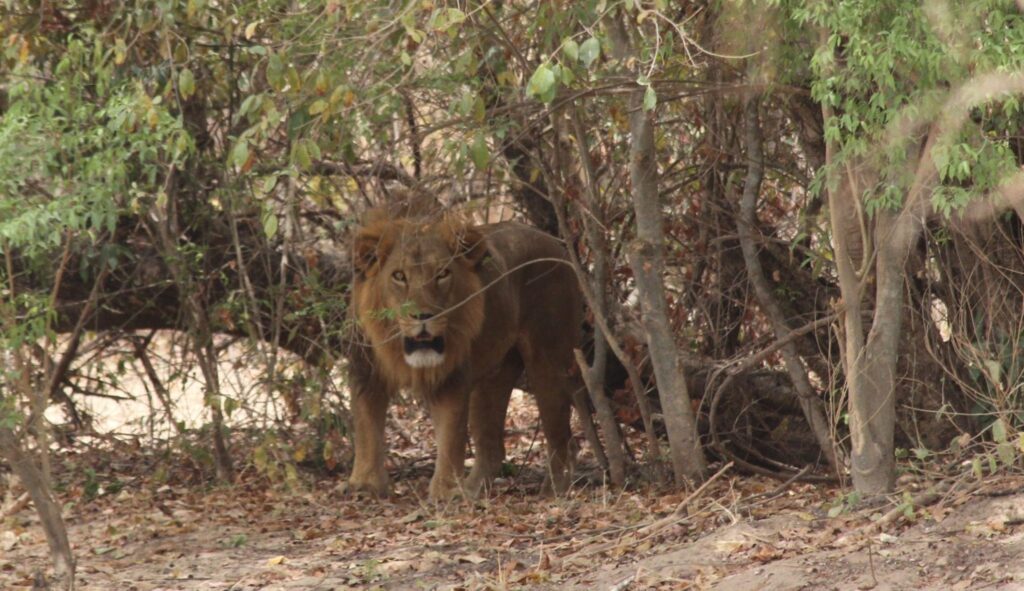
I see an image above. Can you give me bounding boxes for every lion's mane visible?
[351,216,487,392]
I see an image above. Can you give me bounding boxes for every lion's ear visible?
[353,225,393,276]
[456,226,489,268]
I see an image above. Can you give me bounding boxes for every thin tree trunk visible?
[609,13,707,486]
[736,97,841,470]
[826,149,893,492]
[132,334,186,437]
[0,427,74,589]
[546,111,622,485]
[150,168,234,482]
[824,119,917,495]
[551,178,640,487]
[188,302,234,482]
[568,106,661,467]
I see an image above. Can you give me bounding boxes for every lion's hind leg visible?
[528,372,575,496]
[466,353,523,496]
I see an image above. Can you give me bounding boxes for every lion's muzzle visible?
[402,326,446,368]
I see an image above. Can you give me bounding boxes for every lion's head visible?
[352,214,488,389]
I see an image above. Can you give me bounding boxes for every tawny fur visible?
[346,212,583,500]
[352,217,486,393]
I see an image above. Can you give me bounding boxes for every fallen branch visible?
[863,476,975,532]
[638,461,734,536]
[1,491,31,519]
[738,465,812,509]
[860,471,978,532]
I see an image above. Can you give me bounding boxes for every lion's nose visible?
[412,312,434,321]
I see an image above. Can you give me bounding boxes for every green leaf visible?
[267,54,285,91]
[984,359,1001,385]
[643,85,657,111]
[179,68,195,98]
[238,94,260,120]
[580,37,601,69]
[445,8,466,26]
[291,139,318,170]
[263,211,278,239]
[470,133,489,170]
[527,64,557,103]
[992,417,1008,443]
[304,138,321,162]
[560,66,575,86]
[308,99,328,115]
[996,441,1016,467]
[231,139,249,169]
[563,38,579,62]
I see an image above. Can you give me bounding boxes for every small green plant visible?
[827,490,863,518]
[82,468,100,501]
[356,558,384,584]
[893,491,917,521]
[252,434,303,491]
[369,301,418,322]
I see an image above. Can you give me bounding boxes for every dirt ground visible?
[4,398,1024,591]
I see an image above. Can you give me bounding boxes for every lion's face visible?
[352,217,487,382]
[376,229,465,369]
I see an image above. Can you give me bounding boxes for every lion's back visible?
[478,223,582,369]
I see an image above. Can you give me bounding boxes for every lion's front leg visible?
[427,388,470,501]
[347,383,392,497]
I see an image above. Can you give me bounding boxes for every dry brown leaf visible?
[457,553,488,565]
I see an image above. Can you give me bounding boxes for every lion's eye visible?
[392,270,406,283]
[436,268,451,282]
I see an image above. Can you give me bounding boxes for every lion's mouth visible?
[402,333,445,368]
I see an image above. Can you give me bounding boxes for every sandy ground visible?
[4,472,1024,590]
[6,443,1024,591]
[5,387,1024,590]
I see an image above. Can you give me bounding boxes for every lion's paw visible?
[339,475,390,499]
[428,476,471,503]
[463,471,495,499]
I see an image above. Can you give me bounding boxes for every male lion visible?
[347,209,582,500]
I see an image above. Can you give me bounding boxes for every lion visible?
[346,209,582,500]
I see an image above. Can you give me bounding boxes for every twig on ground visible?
[638,461,735,535]
[561,462,736,565]
[864,537,878,589]
[739,465,811,509]
[1,491,31,519]
[864,472,977,532]
[609,570,638,591]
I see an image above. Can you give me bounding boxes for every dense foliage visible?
[7,0,1024,583]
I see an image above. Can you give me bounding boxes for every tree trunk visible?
[608,12,707,485]
[826,146,896,493]
[826,135,928,494]
[736,97,841,470]
[546,110,625,486]
[0,427,74,589]
[846,209,904,493]
[149,170,234,482]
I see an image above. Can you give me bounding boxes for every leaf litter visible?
[4,396,1024,589]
